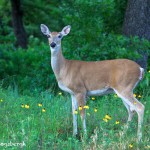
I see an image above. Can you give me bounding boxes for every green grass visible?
[0,87,150,150]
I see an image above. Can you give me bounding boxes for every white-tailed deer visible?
[40,24,144,142]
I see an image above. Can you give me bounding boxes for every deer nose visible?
[50,42,56,48]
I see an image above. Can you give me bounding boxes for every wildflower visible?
[115,120,120,124]
[79,106,82,111]
[58,92,62,95]
[148,70,150,73]
[138,95,142,98]
[0,99,3,102]
[38,103,42,107]
[103,118,108,122]
[133,94,136,97]
[42,108,46,112]
[21,104,24,108]
[129,144,133,148]
[94,108,98,112]
[134,101,137,105]
[74,110,78,114]
[25,104,29,109]
[105,114,111,120]
[114,94,118,98]
[91,97,95,100]
[83,105,89,109]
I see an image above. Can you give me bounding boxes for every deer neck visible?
[50,45,66,79]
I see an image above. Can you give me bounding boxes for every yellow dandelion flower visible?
[115,120,120,124]
[25,104,29,109]
[74,110,78,114]
[129,144,133,148]
[134,101,137,105]
[133,94,136,97]
[83,105,89,109]
[79,106,82,111]
[94,108,98,112]
[21,104,24,108]
[148,70,150,73]
[42,108,46,112]
[38,103,42,107]
[58,92,62,95]
[103,118,108,122]
[138,95,142,98]
[91,97,95,100]
[105,114,111,120]
[114,94,118,98]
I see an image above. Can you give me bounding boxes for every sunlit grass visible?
[0,87,150,150]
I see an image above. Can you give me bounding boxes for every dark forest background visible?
[0,0,150,94]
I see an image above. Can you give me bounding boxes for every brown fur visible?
[54,49,141,94]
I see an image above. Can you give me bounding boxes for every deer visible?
[40,24,145,142]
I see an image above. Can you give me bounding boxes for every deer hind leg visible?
[75,93,87,134]
[114,89,144,142]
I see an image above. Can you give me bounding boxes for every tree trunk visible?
[123,0,149,69]
[123,0,150,40]
[11,0,27,49]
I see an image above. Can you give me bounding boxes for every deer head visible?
[40,24,71,50]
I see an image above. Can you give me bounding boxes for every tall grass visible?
[0,85,150,150]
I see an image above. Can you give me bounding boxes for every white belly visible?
[87,88,114,96]
[58,82,114,96]
[58,82,73,94]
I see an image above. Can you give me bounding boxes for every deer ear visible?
[40,24,51,36]
[61,25,71,36]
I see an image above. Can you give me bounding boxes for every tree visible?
[123,0,149,69]
[10,0,27,49]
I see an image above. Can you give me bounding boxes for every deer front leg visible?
[122,101,135,122]
[75,93,87,134]
[71,95,78,136]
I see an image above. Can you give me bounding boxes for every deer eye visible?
[58,34,62,38]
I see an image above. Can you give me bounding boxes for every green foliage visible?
[61,0,127,33]
[0,0,62,43]
[0,40,57,93]
[0,0,15,44]
[23,0,62,37]
[0,0,127,41]
[59,0,149,63]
